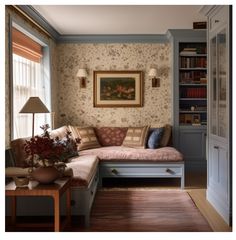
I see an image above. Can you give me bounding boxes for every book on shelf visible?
[180,51,197,56]
[193,22,207,29]
[180,47,197,55]
[180,87,207,98]
[192,123,201,126]
[180,57,207,68]
[183,48,197,51]
[200,78,207,84]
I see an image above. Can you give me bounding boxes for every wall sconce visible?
[76,68,88,88]
[148,68,160,87]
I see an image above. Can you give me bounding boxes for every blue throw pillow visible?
[147,128,164,149]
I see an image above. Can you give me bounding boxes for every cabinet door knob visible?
[111,169,118,175]
[214,146,219,149]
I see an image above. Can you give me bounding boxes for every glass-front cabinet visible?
[207,5,231,225]
[210,30,227,138]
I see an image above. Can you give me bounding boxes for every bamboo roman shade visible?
[12,27,42,63]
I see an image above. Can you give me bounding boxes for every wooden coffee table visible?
[6,177,71,232]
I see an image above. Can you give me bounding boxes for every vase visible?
[32,166,60,184]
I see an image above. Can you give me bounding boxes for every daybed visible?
[6,124,184,227]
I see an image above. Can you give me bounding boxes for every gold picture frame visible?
[93,70,143,107]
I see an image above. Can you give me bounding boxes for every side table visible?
[5,177,71,232]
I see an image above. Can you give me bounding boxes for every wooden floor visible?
[185,171,231,232]
[188,189,231,232]
[5,171,231,232]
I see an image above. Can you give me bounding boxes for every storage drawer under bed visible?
[100,162,184,178]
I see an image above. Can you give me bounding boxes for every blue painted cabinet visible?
[178,127,206,170]
[168,29,207,171]
[203,5,232,225]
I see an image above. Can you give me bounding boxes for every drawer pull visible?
[214,146,219,149]
[215,19,219,23]
[166,168,174,174]
[111,169,118,175]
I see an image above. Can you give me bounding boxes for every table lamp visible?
[19,97,49,137]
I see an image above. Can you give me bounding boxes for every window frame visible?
[9,17,52,140]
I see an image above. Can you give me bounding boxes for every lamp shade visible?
[76,68,87,78]
[19,97,49,113]
[148,68,157,77]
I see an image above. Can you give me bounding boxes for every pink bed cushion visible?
[79,146,183,162]
[94,127,128,146]
[66,155,99,187]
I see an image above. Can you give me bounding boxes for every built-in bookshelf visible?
[170,29,207,172]
[179,42,207,126]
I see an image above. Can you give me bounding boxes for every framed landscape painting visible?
[93,71,143,107]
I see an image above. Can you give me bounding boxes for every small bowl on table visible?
[13,176,29,187]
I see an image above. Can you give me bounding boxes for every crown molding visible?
[167,29,206,40]
[16,5,60,40]
[199,5,216,16]
[57,34,168,43]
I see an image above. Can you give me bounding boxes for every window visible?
[12,25,51,139]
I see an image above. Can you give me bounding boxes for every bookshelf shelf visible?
[179,68,207,70]
[180,98,207,100]
[179,83,207,86]
[179,54,207,57]
[179,110,207,113]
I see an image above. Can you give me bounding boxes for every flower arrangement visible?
[24,124,80,169]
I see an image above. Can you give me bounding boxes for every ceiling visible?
[32,5,206,35]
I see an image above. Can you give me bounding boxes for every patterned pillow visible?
[50,125,69,139]
[122,126,149,149]
[159,124,172,147]
[147,128,164,149]
[69,126,101,151]
[95,127,128,146]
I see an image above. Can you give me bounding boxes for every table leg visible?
[53,193,60,232]
[66,188,71,226]
[11,196,16,226]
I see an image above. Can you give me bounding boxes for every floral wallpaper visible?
[56,43,171,128]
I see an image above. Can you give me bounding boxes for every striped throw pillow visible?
[69,126,101,151]
[122,126,149,149]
